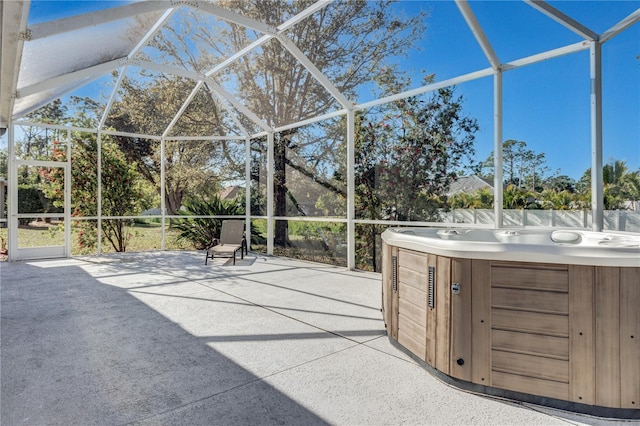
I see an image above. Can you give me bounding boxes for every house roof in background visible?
[447,175,494,196]
[219,185,242,200]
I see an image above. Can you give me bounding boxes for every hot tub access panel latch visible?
[451,282,461,295]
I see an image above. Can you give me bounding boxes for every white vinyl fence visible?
[443,209,640,232]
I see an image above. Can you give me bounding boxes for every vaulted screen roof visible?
[2,0,360,136]
[1,0,639,138]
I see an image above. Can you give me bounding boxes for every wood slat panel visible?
[492,329,568,359]
[472,259,491,386]
[398,297,426,328]
[399,280,427,312]
[399,248,428,273]
[492,371,569,401]
[398,312,426,340]
[492,261,567,271]
[492,266,568,292]
[399,267,427,292]
[595,267,621,408]
[398,330,426,360]
[492,309,568,337]
[568,265,595,405]
[620,267,640,409]
[435,256,451,375]
[425,254,438,366]
[492,288,568,314]
[450,258,472,382]
[493,350,569,383]
[398,312,426,358]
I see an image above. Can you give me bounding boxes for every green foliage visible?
[315,193,346,216]
[479,140,554,190]
[445,169,640,211]
[17,184,54,215]
[351,78,479,271]
[173,196,244,250]
[354,83,478,222]
[577,161,640,209]
[503,184,539,209]
[0,150,7,179]
[40,136,144,252]
[448,188,494,209]
[100,75,244,216]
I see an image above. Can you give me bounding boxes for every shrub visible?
[173,196,243,250]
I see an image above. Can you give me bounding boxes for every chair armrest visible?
[206,238,220,249]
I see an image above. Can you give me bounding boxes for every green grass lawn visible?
[0,218,352,268]
[0,220,193,259]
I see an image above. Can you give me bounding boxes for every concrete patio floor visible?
[0,252,632,425]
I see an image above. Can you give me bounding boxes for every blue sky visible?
[391,1,640,180]
[3,0,639,181]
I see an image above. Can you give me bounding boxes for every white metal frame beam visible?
[205,79,272,132]
[356,68,494,111]
[27,1,170,41]
[346,109,355,270]
[456,0,501,70]
[206,35,271,77]
[525,0,599,41]
[16,57,127,98]
[13,78,94,119]
[276,34,352,108]
[266,131,275,255]
[493,70,504,228]
[99,66,127,129]
[100,7,177,128]
[502,41,590,71]
[193,2,276,35]
[1,0,30,127]
[590,41,604,231]
[204,1,332,77]
[162,81,204,138]
[211,93,250,137]
[600,9,640,44]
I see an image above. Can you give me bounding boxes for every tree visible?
[479,139,525,185]
[353,70,478,218]
[539,189,586,210]
[547,175,577,193]
[100,76,241,217]
[350,70,479,270]
[503,184,538,209]
[522,151,552,191]
[578,160,640,209]
[18,99,68,163]
[141,1,426,246]
[448,188,493,209]
[12,101,69,217]
[40,134,145,252]
[480,140,555,190]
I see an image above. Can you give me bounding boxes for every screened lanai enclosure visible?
[1,0,639,269]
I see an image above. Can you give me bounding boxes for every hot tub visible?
[381,227,639,418]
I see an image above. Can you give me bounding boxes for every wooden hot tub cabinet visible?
[382,242,640,418]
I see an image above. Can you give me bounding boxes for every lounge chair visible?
[205,220,247,265]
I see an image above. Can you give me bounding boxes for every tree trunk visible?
[165,187,184,228]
